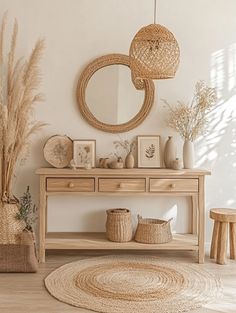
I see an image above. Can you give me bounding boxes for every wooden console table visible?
[36,168,210,263]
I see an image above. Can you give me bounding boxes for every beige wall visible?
[0,0,235,242]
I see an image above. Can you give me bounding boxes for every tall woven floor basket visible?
[0,202,26,244]
[0,201,38,272]
[106,209,133,242]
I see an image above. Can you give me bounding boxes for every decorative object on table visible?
[210,208,236,265]
[108,157,124,169]
[163,136,176,168]
[137,135,161,168]
[113,138,136,169]
[43,135,73,168]
[99,158,110,168]
[125,151,135,169]
[44,255,221,313]
[106,209,132,242]
[84,160,92,170]
[135,215,172,244]
[69,159,77,170]
[171,158,183,170]
[0,11,44,272]
[163,81,217,169]
[73,140,96,168]
[129,0,180,83]
[183,140,194,169]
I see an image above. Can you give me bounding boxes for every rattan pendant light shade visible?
[129,23,180,81]
[129,0,180,81]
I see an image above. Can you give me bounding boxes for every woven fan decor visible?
[129,24,180,81]
[45,255,221,313]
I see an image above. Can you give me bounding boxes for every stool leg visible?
[229,223,236,260]
[217,222,228,265]
[210,221,220,259]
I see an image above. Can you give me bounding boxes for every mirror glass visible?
[85,65,145,125]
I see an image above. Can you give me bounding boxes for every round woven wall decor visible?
[77,54,154,133]
[43,135,73,168]
[129,24,180,81]
[45,255,221,313]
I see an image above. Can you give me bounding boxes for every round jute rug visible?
[44,255,221,313]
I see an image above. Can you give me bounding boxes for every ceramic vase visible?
[183,140,194,169]
[164,136,176,168]
[125,151,135,169]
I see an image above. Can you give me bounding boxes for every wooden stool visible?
[210,208,236,265]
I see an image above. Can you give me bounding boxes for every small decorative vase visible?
[164,136,176,168]
[183,140,194,169]
[125,151,134,169]
[172,158,183,170]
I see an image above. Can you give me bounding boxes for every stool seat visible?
[210,208,236,223]
[210,208,236,265]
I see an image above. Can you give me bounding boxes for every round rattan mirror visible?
[76,54,155,133]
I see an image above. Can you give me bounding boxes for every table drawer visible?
[149,178,198,193]
[47,178,95,192]
[99,178,146,192]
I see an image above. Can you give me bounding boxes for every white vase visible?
[164,136,176,168]
[183,140,194,169]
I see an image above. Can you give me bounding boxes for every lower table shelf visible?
[45,232,198,251]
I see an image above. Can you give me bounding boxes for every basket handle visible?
[162,218,173,226]
[137,214,142,221]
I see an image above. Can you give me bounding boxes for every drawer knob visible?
[170,183,176,189]
[68,182,75,188]
[118,183,124,189]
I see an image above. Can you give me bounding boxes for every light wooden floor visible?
[0,250,235,313]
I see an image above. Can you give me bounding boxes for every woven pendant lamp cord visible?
[154,0,157,24]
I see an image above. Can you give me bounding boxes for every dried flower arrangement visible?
[162,81,217,142]
[0,13,45,203]
[113,138,136,155]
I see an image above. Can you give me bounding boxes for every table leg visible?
[191,195,198,235]
[229,222,236,260]
[39,176,46,263]
[198,176,205,264]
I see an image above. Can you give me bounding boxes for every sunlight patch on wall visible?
[196,43,236,169]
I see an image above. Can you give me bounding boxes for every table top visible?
[36,167,211,176]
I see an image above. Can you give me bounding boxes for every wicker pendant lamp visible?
[129,0,180,81]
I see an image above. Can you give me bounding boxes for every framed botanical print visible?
[73,140,96,168]
[137,135,161,168]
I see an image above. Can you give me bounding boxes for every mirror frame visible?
[76,54,155,133]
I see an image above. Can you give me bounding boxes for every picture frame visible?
[137,135,161,168]
[73,140,96,168]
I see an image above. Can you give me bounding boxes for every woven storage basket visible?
[0,202,26,244]
[0,231,38,273]
[135,215,172,244]
[106,209,133,242]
